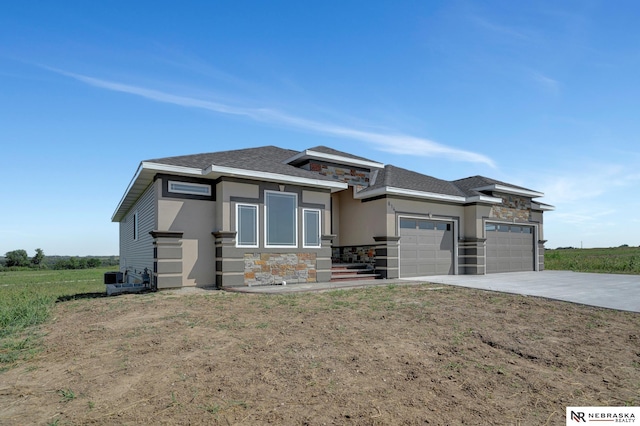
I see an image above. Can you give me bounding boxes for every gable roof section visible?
[453,175,544,198]
[112,146,348,222]
[284,145,384,169]
[147,145,336,179]
[355,165,468,203]
[355,167,551,206]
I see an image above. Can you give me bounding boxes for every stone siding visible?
[490,193,531,221]
[244,253,317,286]
[305,161,371,188]
[332,245,377,265]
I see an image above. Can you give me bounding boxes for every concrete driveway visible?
[402,270,640,313]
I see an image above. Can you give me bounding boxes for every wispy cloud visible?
[529,70,560,93]
[48,67,496,167]
[552,209,616,224]
[470,16,530,40]
[547,165,640,203]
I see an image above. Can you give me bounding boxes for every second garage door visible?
[399,218,454,277]
[485,223,535,273]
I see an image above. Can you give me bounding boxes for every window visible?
[265,191,297,247]
[133,211,139,241]
[236,204,258,247]
[485,224,496,232]
[303,209,321,248]
[418,220,436,230]
[168,180,211,196]
[400,218,416,229]
[435,222,451,231]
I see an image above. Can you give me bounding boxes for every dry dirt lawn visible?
[1,283,639,425]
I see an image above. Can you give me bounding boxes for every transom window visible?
[265,191,297,247]
[236,204,258,247]
[400,218,450,231]
[168,180,212,196]
[485,224,533,234]
[303,209,321,248]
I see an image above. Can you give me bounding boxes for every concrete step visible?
[330,272,381,281]
[330,263,380,281]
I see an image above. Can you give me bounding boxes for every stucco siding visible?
[335,190,386,246]
[158,195,216,287]
[119,181,157,280]
[463,204,492,239]
[530,210,544,240]
[303,189,331,233]
[219,180,260,232]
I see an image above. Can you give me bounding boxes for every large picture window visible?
[303,209,321,248]
[265,191,297,247]
[236,204,258,247]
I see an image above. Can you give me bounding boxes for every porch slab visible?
[221,278,416,294]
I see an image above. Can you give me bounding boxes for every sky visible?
[1,0,639,256]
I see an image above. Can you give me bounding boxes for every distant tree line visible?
[553,244,637,250]
[1,249,119,271]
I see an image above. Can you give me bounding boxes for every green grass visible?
[545,246,640,274]
[58,388,77,402]
[0,267,109,370]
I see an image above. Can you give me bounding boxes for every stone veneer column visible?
[538,239,547,271]
[212,231,244,288]
[373,236,400,279]
[316,234,336,283]
[150,230,184,289]
[458,238,486,275]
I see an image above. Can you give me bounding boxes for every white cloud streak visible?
[50,68,496,167]
[470,16,530,40]
[530,70,560,93]
[539,163,640,204]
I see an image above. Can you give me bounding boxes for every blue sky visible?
[2,0,639,256]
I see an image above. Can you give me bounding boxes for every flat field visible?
[1,268,639,425]
[545,246,640,274]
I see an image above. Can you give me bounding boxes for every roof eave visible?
[112,161,348,222]
[465,195,502,204]
[112,162,205,222]
[284,149,384,169]
[355,186,467,203]
[206,165,348,190]
[473,184,544,198]
[532,202,556,211]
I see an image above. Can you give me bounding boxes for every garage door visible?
[485,224,534,273]
[399,218,454,277]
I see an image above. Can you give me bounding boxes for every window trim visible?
[236,203,259,248]
[302,208,321,248]
[264,190,298,248]
[168,180,212,196]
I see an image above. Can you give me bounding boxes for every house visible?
[112,145,554,289]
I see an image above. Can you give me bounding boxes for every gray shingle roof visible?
[146,146,538,198]
[452,175,538,197]
[361,165,467,197]
[305,146,382,165]
[146,145,340,183]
